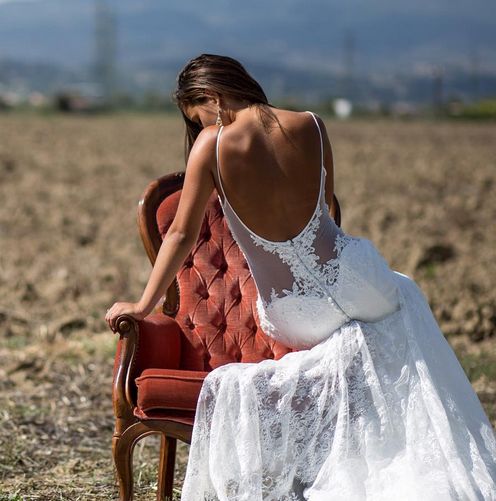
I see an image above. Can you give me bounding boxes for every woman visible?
[105,54,496,500]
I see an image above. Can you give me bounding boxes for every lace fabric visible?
[182,273,496,500]
[180,111,496,500]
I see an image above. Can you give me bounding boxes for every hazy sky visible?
[0,0,494,75]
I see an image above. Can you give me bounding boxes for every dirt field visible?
[0,112,495,500]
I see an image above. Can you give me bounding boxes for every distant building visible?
[391,101,419,117]
[53,82,107,112]
[28,92,48,107]
[333,98,353,119]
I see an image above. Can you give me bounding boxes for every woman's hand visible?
[105,301,148,332]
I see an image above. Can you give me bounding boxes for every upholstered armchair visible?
[111,170,342,501]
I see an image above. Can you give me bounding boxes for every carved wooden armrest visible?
[112,313,183,428]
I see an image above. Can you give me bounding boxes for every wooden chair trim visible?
[112,420,189,501]
[137,170,185,264]
[138,171,186,317]
[332,193,341,227]
[112,315,141,437]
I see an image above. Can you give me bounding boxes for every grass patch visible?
[458,352,496,383]
[0,493,24,501]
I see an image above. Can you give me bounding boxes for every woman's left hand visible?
[105,301,147,332]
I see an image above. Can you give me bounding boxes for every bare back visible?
[211,108,334,243]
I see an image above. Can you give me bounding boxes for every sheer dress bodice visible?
[215,111,401,349]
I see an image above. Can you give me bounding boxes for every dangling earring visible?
[215,107,224,126]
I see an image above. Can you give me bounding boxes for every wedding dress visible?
[180,111,496,500]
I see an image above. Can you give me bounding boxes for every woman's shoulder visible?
[221,107,320,141]
[187,125,221,167]
[191,124,220,150]
[265,107,321,128]
[273,108,328,140]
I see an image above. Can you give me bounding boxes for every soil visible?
[0,112,494,499]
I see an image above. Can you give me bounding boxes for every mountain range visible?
[0,0,495,104]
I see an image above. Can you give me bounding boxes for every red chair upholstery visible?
[111,170,342,501]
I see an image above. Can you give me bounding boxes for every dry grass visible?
[0,112,494,499]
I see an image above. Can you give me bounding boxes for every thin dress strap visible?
[215,125,227,203]
[305,110,324,170]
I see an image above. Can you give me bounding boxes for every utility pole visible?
[94,0,117,107]
[468,43,480,103]
[341,30,355,100]
[432,65,444,115]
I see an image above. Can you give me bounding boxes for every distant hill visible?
[0,0,495,104]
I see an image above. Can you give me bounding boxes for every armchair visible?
[111,170,342,500]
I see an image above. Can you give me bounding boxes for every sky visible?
[0,0,494,76]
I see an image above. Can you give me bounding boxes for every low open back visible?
[216,110,328,244]
[214,111,399,349]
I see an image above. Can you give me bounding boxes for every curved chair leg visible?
[113,422,159,501]
[112,433,135,501]
[157,434,177,501]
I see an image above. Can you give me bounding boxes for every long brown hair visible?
[171,53,282,165]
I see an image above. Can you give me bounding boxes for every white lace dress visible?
[180,112,496,500]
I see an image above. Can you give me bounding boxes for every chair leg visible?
[112,433,135,501]
[157,434,177,501]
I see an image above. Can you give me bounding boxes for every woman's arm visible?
[105,124,219,331]
[136,126,218,316]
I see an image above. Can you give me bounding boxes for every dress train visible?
[180,271,496,501]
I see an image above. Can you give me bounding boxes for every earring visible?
[215,107,224,126]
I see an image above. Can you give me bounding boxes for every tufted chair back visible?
[151,172,298,371]
[139,171,341,373]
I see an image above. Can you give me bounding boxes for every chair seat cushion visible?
[135,368,210,417]
[132,407,196,425]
